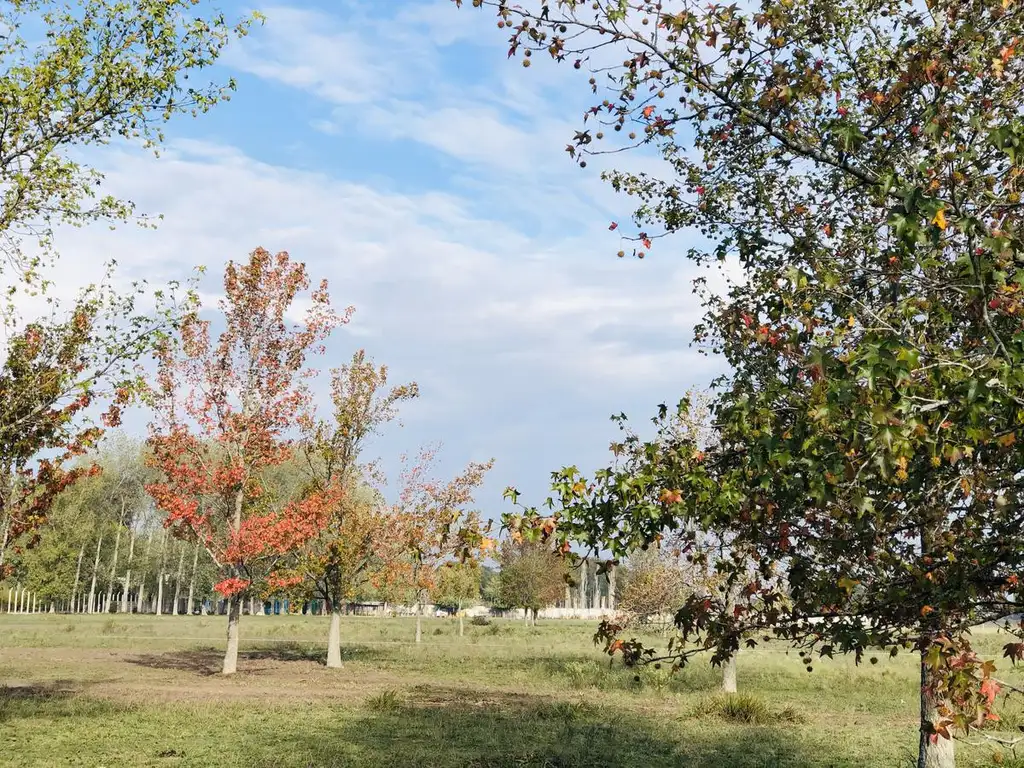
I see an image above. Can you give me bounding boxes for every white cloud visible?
[9,1,738,505]
[33,139,718,401]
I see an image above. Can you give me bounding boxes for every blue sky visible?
[37,0,728,519]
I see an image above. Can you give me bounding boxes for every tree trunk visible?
[121,524,137,613]
[87,532,104,614]
[71,542,85,613]
[459,613,465,637]
[137,529,154,613]
[186,542,200,615]
[917,652,955,768]
[415,613,423,643]
[171,544,186,616]
[105,503,127,613]
[579,562,588,609]
[608,563,616,611]
[223,593,242,675]
[721,652,738,694]
[155,528,167,616]
[326,608,343,668]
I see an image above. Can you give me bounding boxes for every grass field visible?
[1,614,1021,767]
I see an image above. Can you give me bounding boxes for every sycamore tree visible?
[459,0,1024,764]
[146,248,349,675]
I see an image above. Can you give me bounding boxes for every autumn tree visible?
[459,0,1024,763]
[431,561,481,636]
[392,449,494,643]
[0,0,253,581]
[619,548,687,627]
[287,350,418,668]
[497,537,566,625]
[0,282,191,578]
[146,248,349,674]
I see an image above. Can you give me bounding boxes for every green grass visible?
[0,613,1020,766]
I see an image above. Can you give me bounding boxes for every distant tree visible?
[146,248,348,674]
[391,449,493,643]
[619,548,687,627]
[480,565,506,608]
[498,538,566,625]
[431,561,481,636]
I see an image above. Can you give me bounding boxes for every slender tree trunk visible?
[87,532,104,614]
[71,542,85,613]
[105,502,127,613]
[223,593,242,675]
[720,583,740,693]
[915,519,955,768]
[0,512,10,579]
[608,563,616,611]
[918,652,955,768]
[186,542,200,615]
[458,601,465,638]
[721,652,738,694]
[171,544,186,616]
[326,606,343,668]
[414,587,426,644]
[137,529,154,613]
[121,524,137,613]
[154,528,166,618]
[580,563,588,609]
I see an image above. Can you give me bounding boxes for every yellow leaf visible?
[932,208,948,230]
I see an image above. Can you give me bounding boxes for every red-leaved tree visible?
[388,448,494,643]
[146,247,351,674]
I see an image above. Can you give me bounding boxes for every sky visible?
[25,0,728,519]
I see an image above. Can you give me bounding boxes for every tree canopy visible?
[457,0,1024,762]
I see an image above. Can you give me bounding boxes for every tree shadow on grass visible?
[126,642,391,676]
[0,680,122,724]
[242,684,826,768]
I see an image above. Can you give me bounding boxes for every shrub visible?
[365,689,403,713]
[692,694,804,725]
[470,615,491,626]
